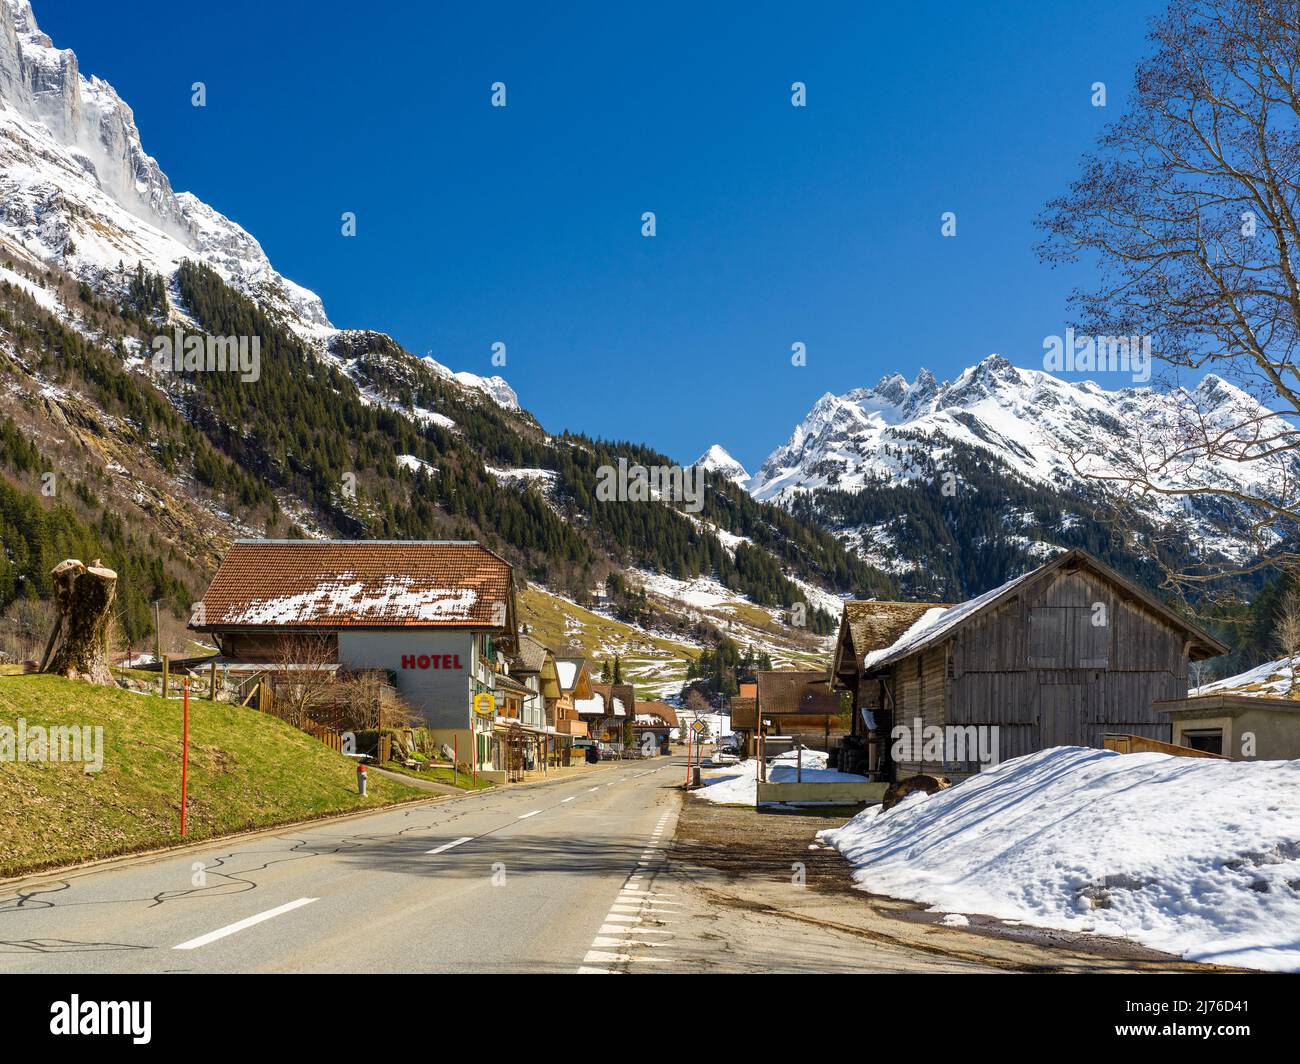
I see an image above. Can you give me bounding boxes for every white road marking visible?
[562,796,576,803]
[517,810,541,820]
[587,787,601,792]
[426,836,473,855]
[173,897,318,950]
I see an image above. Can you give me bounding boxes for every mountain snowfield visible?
[707,354,1297,567]
[692,444,750,487]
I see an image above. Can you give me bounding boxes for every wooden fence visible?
[1103,733,1229,760]
[249,679,346,754]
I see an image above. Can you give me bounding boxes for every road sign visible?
[691,720,704,734]
[473,692,496,717]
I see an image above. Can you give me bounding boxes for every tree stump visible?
[881,773,952,812]
[39,558,118,685]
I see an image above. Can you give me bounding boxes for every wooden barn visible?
[832,548,1227,781]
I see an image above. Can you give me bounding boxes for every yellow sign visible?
[473,692,496,717]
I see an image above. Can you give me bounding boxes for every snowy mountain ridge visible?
[742,354,1293,563]
[0,0,517,409]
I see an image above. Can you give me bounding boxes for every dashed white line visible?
[517,810,541,820]
[173,897,318,950]
[426,836,474,855]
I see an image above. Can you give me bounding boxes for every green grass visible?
[0,674,424,879]
[380,761,494,790]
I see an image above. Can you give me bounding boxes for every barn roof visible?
[195,540,514,631]
[860,548,1227,674]
[755,671,842,716]
[832,600,950,686]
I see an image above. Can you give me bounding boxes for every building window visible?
[1183,729,1223,755]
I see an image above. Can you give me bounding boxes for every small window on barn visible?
[1182,729,1223,755]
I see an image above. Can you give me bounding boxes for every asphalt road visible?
[0,758,684,974]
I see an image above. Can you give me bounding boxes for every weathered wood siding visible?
[889,565,1189,779]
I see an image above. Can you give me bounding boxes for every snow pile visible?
[693,749,866,806]
[819,747,1300,972]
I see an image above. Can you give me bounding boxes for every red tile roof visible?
[196,540,513,629]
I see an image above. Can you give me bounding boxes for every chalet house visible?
[633,700,679,748]
[553,656,595,743]
[576,682,636,745]
[192,540,517,774]
[508,635,583,765]
[832,548,1227,781]
[754,670,849,752]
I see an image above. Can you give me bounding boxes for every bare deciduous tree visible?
[1037,0,1300,601]
[1274,586,1300,693]
[269,632,338,728]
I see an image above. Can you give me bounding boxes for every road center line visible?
[173,897,317,950]
[518,810,541,820]
[426,836,474,855]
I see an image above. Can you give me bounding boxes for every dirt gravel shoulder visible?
[670,795,1244,973]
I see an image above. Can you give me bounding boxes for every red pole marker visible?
[180,679,190,837]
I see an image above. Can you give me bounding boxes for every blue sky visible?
[43,0,1166,472]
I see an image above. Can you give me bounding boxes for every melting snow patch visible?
[818,746,1300,972]
[226,574,479,624]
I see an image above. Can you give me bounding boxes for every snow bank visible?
[693,749,866,806]
[819,747,1300,972]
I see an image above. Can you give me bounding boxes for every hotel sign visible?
[401,654,464,670]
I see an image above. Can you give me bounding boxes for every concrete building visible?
[192,539,518,775]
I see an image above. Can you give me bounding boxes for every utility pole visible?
[153,600,162,663]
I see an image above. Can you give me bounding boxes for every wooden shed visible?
[836,549,1227,781]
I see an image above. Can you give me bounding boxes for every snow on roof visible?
[1193,656,1298,699]
[863,568,1035,670]
[819,746,1300,973]
[226,575,479,625]
[612,697,626,717]
[200,541,510,628]
[575,693,606,716]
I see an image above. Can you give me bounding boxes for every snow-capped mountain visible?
[0,0,878,672]
[747,354,1298,573]
[693,444,750,488]
[0,0,331,332]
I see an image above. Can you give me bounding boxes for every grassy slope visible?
[519,587,698,699]
[0,675,423,878]
[519,587,832,700]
